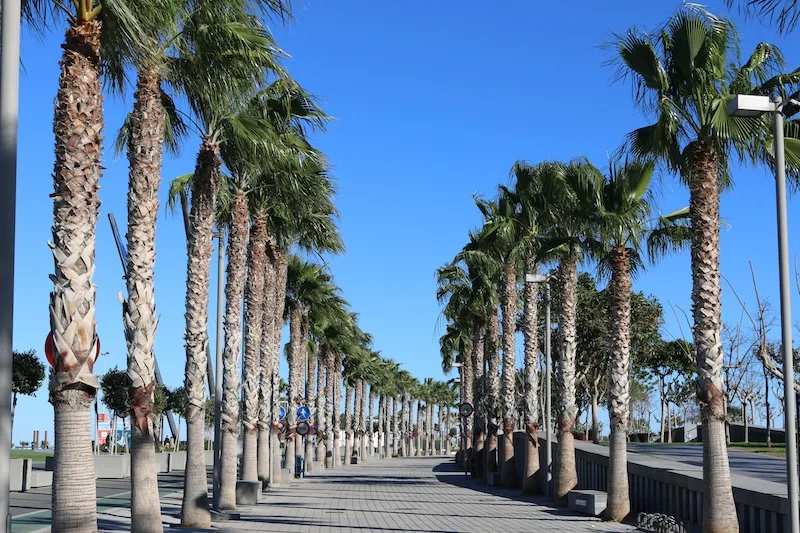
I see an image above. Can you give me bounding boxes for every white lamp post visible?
[525,273,551,496]
[729,93,800,532]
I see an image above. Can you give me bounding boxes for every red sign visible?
[97,429,110,446]
[45,332,100,368]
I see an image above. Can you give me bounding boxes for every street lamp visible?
[729,93,800,532]
[525,273,551,497]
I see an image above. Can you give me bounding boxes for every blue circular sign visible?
[297,406,310,421]
[278,406,287,421]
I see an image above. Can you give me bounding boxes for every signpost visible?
[279,405,287,421]
[297,421,310,436]
[297,406,310,422]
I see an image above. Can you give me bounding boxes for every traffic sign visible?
[278,406,287,421]
[277,421,286,434]
[297,405,310,421]
[297,421,310,436]
[459,402,474,418]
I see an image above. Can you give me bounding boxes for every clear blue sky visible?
[11,0,800,443]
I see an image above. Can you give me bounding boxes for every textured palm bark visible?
[500,258,517,487]
[218,192,249,508]
[285,306,303,477]
[316,353,326,463]
[344,386,354,464]
[688,139,738,532]
[554,257,578,506]
[324,348,334,466]
[333,354,343,466]
[404,395,412,456]
[384,397,391,459]
[360,381,368,459]
[180,137,219,528]
[257,245,276,488]
[393,397,400,457]
[241,214,267,481]
[606,246,632,520]
[353,379,362,461]
[484,310,500,479]
[377,395,384,458]
[49,19,103,533]
[522,255,541,493]
[472,324,485,477]
[121,65,164,530]
[413,400,420,457]
[425,404,431,455]
[270,251,288,484]
[460,348,474,469]
[368,389,375,457]
[304,348,316,472]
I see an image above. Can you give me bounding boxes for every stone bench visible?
[28,470,53,489]
[236,481,261,505]
[568,489,607,516]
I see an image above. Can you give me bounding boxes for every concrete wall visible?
[168,451,186,471]
[564,438,790,532]
[9,459,28,491]
[94,454,130,479]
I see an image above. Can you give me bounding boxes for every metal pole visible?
[0,1,20,528]
[773,101,799,533]
[544,281,552,497]
[212,231,224,510]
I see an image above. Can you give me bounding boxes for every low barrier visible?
[561,439,790,533]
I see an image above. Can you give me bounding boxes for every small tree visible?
[100,367,130,453]
[12,350,46,438]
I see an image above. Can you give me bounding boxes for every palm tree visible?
[725,0,800,32]
[535,159,603,505]
[614,7,800,528]
[508,161,557,492]
[40,0,152,527]
[472,192,526,487]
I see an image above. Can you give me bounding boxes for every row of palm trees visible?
[35,0,445,531]
[436,6,800,532]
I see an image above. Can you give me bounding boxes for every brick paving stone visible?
[139,456,635,533]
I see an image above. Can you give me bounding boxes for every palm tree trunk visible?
[384,396,391,459]
[485,310,500,480]
[500,258,517,487]
[333,354,343,466]
[316,351,326,463]
[472,324,485,477]
[606,246,632,521]
[324,348,334,467]
[122,65,165,531]
[344,386,354,464]
[554,257,579,506]
[368,388,375,458]
[427,403,434,455]
[353,380,362,461]
[180,138,219,528]
[257,244,277,489]
[522,254,540,493]
[377,395,384,458]
[240,214,267,481]
[49,18,104,533]
[360,381,368,460]
[286,306,303,478]
[218,192,250,508]
[305,349,316,472]
[270,250,288,485]
[688,139,738,532]
[393,397,400,457]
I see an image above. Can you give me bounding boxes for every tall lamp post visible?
[0,0,21,529]
[525,273,551,497]
[729,93,800,533]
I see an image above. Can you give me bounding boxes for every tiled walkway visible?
[103,456,634,532]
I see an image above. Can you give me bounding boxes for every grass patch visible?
[11,449,53,462]
[729,442,785,458]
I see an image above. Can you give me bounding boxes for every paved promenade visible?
[87,456,632,532]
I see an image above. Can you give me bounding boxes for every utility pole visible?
[0,1,21,529]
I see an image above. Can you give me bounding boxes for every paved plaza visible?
[84,456,633,532]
